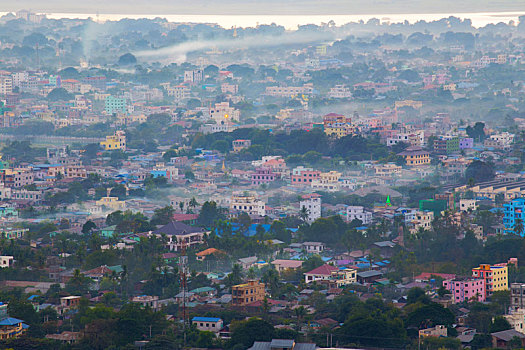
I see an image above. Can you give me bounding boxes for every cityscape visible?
[0,2,523,349]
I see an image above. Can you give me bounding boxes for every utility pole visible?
[179,241,188,346]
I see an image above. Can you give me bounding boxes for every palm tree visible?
[189,197,198,210]
[299,206,310,223]
[514,218,524,236]
[179,201,184,213]
[294,306,307,331]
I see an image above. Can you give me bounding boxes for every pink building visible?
[443,277,486,303]
[251,167,276,186]
[291,167,320,185]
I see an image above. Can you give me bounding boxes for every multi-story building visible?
[100,131,126,151]
[311,171,341,192]
[459,138,474,149]
[264,83,313,97]
[232,139,251,152]
[184,69,203,84]
[291,166,320,186]
[472,263,508,298]
[398,146,431,167]
[405,210,434,234]
[251,168,276,186]
[0,256,13,268]
[209,102,240,123]
[0,76,13,95]
[230,192,266,216]
[387,130,425,147]
[328,85,352,99]
[231,281,266,306]
[434,136,460,155]
[510,283,525,311]
[105,96,127,114]
[0,169,34,188]
[375,163,402,178]
[166,84,190,101]
[299,194,321,223]
[346,206,372,225]
[443,277,486,303]
[503,198,525,236]
[323,113,355,139]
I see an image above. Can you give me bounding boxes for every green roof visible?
[109,265,124,273]
[190,286,216,294]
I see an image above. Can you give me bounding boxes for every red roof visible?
[305,264,338,276]
[172,213,198,221]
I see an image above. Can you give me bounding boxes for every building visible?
[192,317,224,334]
[230,192,266,216]
[375,163,402,178]
[184,69,203,84]
[152,221,207,252]
[302,242,324,254]
[1,228,28,240]
[0,76,13,95]
[472,263,508,298]
[291,167,320,186]
[346,206,372,225]
[460,199,477,212]
[419,325,448,338]
[304,264,338,284]
[0,317,28,339]
[398,146,431,167]
[166,84,190,100]
[511,283,525,311]
[405,210,434,234]
[251,168,276,186]
[209,102,240,123]
[100,130,126,151]
[0,256,13,268]
[105,96,127,114]
[311,171,342,192]
[434,136,460,155]
[265,84,314,97]
[231,280,266,306]
[504,198,525,235]
[131,295,159,311]
[443,277,486,303]
[95,196,126,211]
[323,113,355,138]
[57,296,81,315]
[491,329,525,349]
[387,130,425,147]
[271,259,303,274]
[299,194,321,223]
[232,139,251,152]
[248,339,317,350]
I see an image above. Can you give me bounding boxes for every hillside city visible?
[0,8,524,350]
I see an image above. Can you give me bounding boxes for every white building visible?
[209,102,240,123]
[0,256,13,268]
[0,76,13,95]
[459,199,478,212]
[387,130,425,147]
[230,191,266,216]
[184,69,203,84]
[299,194,321,223]
[346,206,372,225]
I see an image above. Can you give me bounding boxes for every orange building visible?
[232,280,265,306]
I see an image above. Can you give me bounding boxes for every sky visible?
[4,0,525,15]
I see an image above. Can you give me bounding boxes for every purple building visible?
[251,167,276,186]
[459,138,474,149]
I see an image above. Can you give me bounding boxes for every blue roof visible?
[192,317,221,322]
[0,317,24,325]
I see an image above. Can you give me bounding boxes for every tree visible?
[299,206,310,223]
[226,264,243,288]
[466,122,486,141]
[151,206,175,226]
[47,87,74,101]
[229,318,274,349]
[465,160,495,183]
[198,201,223,227]
[514,218,524,237]
[118,53,137,66]
[82,220,97,234]
[490,316,512,333]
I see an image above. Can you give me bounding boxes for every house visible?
[0,317,29,339]
[491,329,525,349]
[346,206,372,225]
[230,191,266,217]
[196,248,225,261]
[0,256,13,268]
[304,264,338,284]
[152,221,207,252]
[100,130,126,150]
[231,280,266,306]
[419,325,447,338]
[302,242,324,254]
[511,283,525,311]
[232,139,251,152]
[397,146,430,167]
[238,256,258,269]
[131,295,159,311]
[57,296,81,315]
[271,259,303,274]
[192,317,223,334]
[356,270,383,284]
[45,331,81,344]
[248,339,317,350]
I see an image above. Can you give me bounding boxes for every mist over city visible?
[0,2,523,349]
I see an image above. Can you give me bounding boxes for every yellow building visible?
[398,146,430,167]
[100,130,126,151]
[95,196,126,212]
[231,280,266,306]
[472,263,508,298]
[323,113,355,139]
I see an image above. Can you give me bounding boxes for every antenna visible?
[35,43,40,69]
